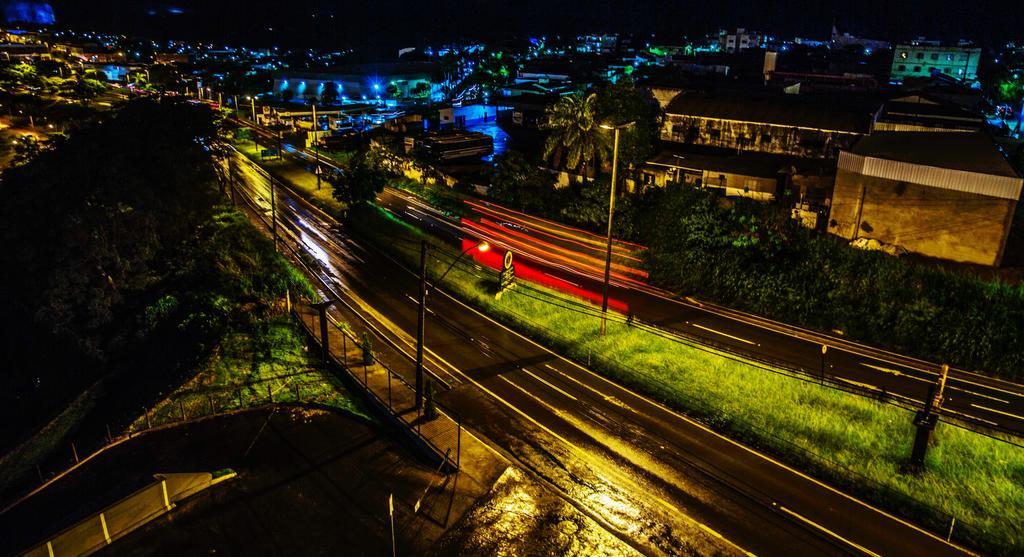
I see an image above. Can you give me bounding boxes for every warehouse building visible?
[829,132,1022,266]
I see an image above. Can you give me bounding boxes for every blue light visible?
[372,83,380,91]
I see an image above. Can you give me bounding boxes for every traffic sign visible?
[496,251,516,299]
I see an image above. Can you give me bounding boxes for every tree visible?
[329,150,388,208]
[541,92,611,189]
[11,135,44,166]
[489,151,556,212]
[594,79,661,170]
[320,84,339,106]
[71,78,106,100]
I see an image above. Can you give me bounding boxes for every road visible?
[252,120,1024,438]
[228,147,972,556]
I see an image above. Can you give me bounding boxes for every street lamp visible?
[597,121,634,335]
[312,103,321,190]
[415,240,490,409]
[247,95,257,123]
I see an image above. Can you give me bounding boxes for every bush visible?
[641,184,1024,380]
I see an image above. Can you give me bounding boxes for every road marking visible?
[778,505,881,557]
[969,403,1024,421]
[546,364,636,413]
[690,323,758,346]
[430,283,972,555]
[500,375,567,416]
[520,368,578,401]
[860,363,932,383]
[948,385,1009,404]
[942,408,999,427]
[235,141,966,557]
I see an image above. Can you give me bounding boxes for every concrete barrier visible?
[21,471,235,556]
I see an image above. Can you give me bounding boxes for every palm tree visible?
[541,92,610,189]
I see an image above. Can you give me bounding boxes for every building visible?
[661,92,875,158]
[272,62,438,104]
[890,43,980,82]
[640,146,832,204]
[830,24,890,52]
[872,94,984,133]
[829,132,1022,266]
[718,28,761,53]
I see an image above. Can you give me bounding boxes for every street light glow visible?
[477,241,491,253]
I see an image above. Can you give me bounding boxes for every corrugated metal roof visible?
[839,151,1023,201]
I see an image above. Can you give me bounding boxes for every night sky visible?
[43,0,1024,52]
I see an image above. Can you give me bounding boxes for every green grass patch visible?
[232,138,347,218]
[349,204,1024,556]
[131,316,367,431]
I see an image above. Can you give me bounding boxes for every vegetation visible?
[0,100,336,493]
[327,148,388,208]
[541,92,610,186]
[348,203,1024,555]
[638,183,1024,381]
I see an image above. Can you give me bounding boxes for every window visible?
[930,53,939,60]
[760,132,772,144]
[960,54,969,61]
[897,64,906,71]
[913,66,921,72]
[916,52,924,59]
[946,53,954,61]
[943,68,951,74]
[641,172,655,185]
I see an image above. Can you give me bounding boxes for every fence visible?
[226,151,463,471]
[21,472,234,557]
[293,302,463,472]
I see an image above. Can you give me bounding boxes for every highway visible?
[227,147,972,556]
[258,119,1024,438]
[379,186,1024,437]
[250,119,1024,438]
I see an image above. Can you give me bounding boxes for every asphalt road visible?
[249,122,1024,438]
[229,148,972,556]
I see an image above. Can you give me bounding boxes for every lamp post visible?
[248,96,257,124]
[312,103,321,190]
[598,121,634,335]
[415,240,490,409]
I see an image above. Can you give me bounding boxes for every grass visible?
[0,382,102,496]
[130,316,367,431]
[232,138,347,218]
[350,204,1024,556]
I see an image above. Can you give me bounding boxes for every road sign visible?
[496,251,516,299]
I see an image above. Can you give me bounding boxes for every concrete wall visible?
[662,114,862,158]
[828,168,1017,266]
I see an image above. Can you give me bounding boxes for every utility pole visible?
[820,344,828,385]
[250,96,257,124]
[416,240,428,409]
[270,174,278,251]
[312,103,321,190]
[311,300,335,370]
[910,364,949,470]
[598,121,633,335]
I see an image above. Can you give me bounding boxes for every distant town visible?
[3,3,1024,556]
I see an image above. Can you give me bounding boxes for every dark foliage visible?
[639,183,1024,380]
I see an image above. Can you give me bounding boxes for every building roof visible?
[647,144,833,179]
[840,132,1023,201]
[664,92,876,134]
[849,132,1019,178]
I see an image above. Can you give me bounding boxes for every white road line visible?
[690,323,759,346]
[860,363,932,383]
[947,385,1010,404]
[969,403,1024,421]
[520,367,578,401]
[777,505,882,557]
